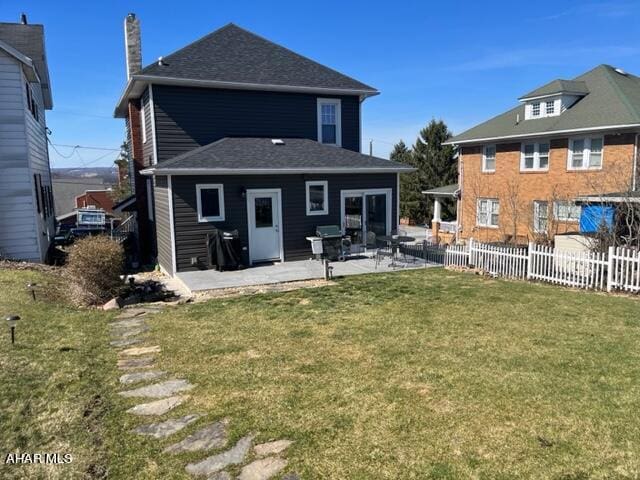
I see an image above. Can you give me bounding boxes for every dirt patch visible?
[0,259,59,272]
[191,278,334,301]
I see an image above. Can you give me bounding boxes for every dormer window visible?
[531,102,540,117]
[317,98,341,146]
[546,101,555,115]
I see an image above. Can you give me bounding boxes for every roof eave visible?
[115,75,380,118]
[141,166,415,176]
[518,91,588,102]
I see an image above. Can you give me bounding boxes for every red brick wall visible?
[75,190,115,213]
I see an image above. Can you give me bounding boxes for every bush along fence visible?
[414,238,640,293]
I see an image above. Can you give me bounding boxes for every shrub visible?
[65,236,125,306]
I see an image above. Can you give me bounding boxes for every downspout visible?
[456,146,462,243]
[633,133,639,191]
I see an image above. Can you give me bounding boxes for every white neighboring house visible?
[0,15,54,262]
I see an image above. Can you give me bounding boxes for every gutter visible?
[141,166,416,176]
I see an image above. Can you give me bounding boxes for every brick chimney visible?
[124,13,141,80]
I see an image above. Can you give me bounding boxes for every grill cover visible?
[208,229,242,271]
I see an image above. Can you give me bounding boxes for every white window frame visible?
[140,103,147,144]
[317,98,342,147]
[567,136,604,170]
[520,141,550,171]
[553,201,581,222]
[476,198,499,228]
[305,180,329,216]
[531,102,541,117]
[482,144,496,172]
[545,100,555,115]
[196,184,225,222]
[533,200,549,234]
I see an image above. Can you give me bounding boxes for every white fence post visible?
[526,242,534,280]
[606,245,614,292]
[468,238,474,267]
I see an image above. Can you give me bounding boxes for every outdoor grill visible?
[315,225,351,261]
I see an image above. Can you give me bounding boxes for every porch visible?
[176,251,437,293]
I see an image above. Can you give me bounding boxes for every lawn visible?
[1,267,640,479]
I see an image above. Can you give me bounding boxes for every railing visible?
[111,213,137,243]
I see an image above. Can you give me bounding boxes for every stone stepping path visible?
[119,370,166,385]
[116,307,161,319]
[164,419,229,454]
[110,337,143,348]
[208,473,232,480]
[110,318,147,330]
[238,457,288,480]
[119,379,193,398]
[112,326,149,338]
[254,440,293,457]
[185,433,255,477]
[127,395,187,416]
[120,345,161,357]
[133,414,200,439]
[117,356,155,370]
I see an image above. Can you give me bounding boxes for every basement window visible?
[196,184,225,222]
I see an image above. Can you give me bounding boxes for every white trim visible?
[396,173,400,229]
[339,188,393,246]
[482,144,496,172]
[141,166,414,176]
[195,184,226,222]
[633,133,639,191]
[149,84,158,165]
[520,140,550,172]
[476,197,500,228]
[305,180,328,216]
[317,98,342,147]
[444,124,640,145]
[115,76,379,117]
[567,136,604,170]
[167,175,177,276]
[576,195,640,204]
[246,188,284,265]
[140,101,147,144]
[519,91,587,102]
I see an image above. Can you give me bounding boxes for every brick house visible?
[444,65,640,244]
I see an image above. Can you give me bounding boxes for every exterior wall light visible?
[27,282,37,300]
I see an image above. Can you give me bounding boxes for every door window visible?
[254,197,273,228]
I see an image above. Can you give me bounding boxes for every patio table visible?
[377,235,416,266]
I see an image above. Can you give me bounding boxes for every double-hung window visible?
[533,201,549,233]
[196,184,225,222]
[531,102,541,117]
[305,180,328,215]
[477,198,499,228]
[546,101,555,115]
[482,145,496,172]
[568,137,603,169]
[521,141,550,171]
[553,201,581,222]
[317,99,341,146]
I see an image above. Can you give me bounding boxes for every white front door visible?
[247,189,283,264]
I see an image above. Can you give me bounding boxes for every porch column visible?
[431,198,442,244]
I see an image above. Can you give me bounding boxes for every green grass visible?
[1,268,640,479]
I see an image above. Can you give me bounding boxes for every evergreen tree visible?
[390,141,421,222]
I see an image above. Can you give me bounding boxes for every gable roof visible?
[447,65,640,145]
[0,22,52,109]
[519,79,589,100]
[115,23,378,117]
[141,137,414,175]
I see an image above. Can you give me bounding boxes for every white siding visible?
[0,50,53,262]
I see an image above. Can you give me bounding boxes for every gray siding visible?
[141,87,154,166]
[153,176,173,274]
[152,85,361,162]
[169,173,397,272]
[0,50,53,262]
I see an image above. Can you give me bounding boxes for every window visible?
[532,102,540,117]
[546,101,555,115]
[521,141,550,171]
[482,145,496,172]
[553,201,581,222]
[306,180,328,215]
[317,99,341,146]
[254,197,273,228]
[196,184,225,222]
[477,198,499,228]
[533,201,549,233]
[568,137,603,170]
[25,82,38,120]
[33,174,41,214]
[140,103,147,143]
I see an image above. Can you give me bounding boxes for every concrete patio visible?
[176,253,436,293]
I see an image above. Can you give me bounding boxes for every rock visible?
[238,457,287,480]
[127,395,187,416]
[282,474,300,480]
[208,473,232,480]
[164,419,229,454]
[254,440,293,457]
[103,297,123,310]
[111,326,149,339]
[110,318,147,330]
[185,434,254,477]
[133,414,200,438]
[110,338,143,348]
[119,345,161,357]
[117,356,155,370]
[119,370,166,385]
[119,379,193,398]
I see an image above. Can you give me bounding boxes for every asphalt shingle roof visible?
[146,138,413,173]
[422,184,459,196]
[137,23,377,94]
[519,79,589,99]
[449,65,640,145]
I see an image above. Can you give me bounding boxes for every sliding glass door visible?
[341,189,392,249]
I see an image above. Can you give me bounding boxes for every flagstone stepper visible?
[119,370,167,385]
[111,326,149,339]
[127,395,187,416]
[185,434,255,477]
[164,419,229,454]
[132,414,200,439]
[238,457,287,480]
[119,345,161,357]
[110,338,143,348]
[118,379,193,398]
[110,318,147,330]
[117,356,155,370]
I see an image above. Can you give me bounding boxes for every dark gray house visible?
[114,15,411,275]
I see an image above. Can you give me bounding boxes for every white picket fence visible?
[442,238,640,293]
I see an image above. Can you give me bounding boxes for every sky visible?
[5,0,640,168]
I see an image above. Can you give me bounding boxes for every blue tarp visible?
[580,205,615,233]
